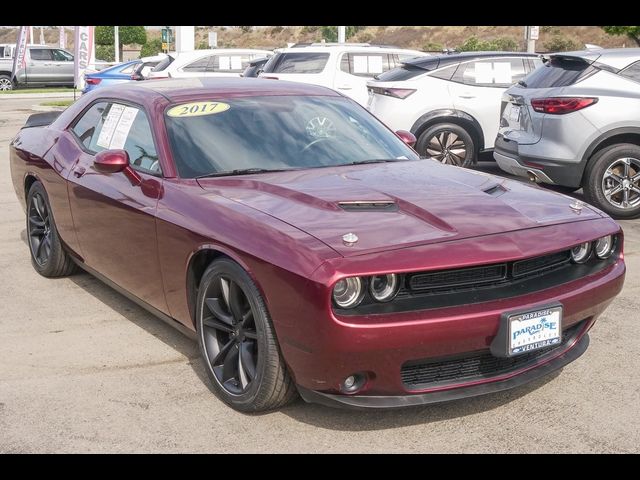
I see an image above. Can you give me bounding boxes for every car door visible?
[65,100,168,312]
[334,52,391,105]
[51,48,75,85]
[26,47,54,85]
[447,57,528,149]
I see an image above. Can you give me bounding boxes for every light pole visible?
[338,26,346,44]
[114,26,120,63]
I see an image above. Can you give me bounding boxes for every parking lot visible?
[1,96,639,453]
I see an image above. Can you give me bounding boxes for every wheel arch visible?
[185,244,258,328]
[24,173,39,200]
[581,127,640,183]
[410,109,485,154]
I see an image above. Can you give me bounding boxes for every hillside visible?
[0,26,634,54]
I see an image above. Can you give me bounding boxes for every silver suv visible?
[494,48,640,218]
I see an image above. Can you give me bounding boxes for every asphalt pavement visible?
[1,97,639,453]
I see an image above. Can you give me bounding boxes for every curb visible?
[0,92,79,99]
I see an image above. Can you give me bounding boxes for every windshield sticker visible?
[167,102,230,118]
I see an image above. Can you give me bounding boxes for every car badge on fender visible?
[342,233,359,246]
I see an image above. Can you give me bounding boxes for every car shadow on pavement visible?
[278,370,562,431]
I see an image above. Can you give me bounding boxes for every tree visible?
[140,39,162,58]
[320,26,364,42]
[601,26,640,46]
[457,36,518,52]
[95,26,147,59]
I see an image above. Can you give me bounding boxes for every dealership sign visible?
[11,26,30,81]
[74,26,96,90]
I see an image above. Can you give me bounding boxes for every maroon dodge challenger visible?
[9,78,625,411]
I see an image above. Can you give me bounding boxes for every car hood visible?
[197,160,602,257]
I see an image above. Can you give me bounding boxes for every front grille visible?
[401,322,584,390]
[513,250,571,278]
[409,264,507,291]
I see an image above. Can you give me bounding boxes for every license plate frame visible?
[490,303,563,358]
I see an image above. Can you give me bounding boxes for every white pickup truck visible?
[0,44,75,91]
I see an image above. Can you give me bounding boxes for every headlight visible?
[333,277,364,308]
[369,274,400,302]
[594,235,614,259]
[570,242,591,263]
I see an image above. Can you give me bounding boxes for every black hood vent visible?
[338,201,398,212]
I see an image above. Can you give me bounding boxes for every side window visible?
[271,52,329,74]
[182,56,212,72]
[620,61,640,83]
[71,102,109,150]
[529,57,544,71]
[430,64,459,81]
[52,49,73,61]
[29,48,53,61]
[340,53,389,77]
[453,58,526,87]
[212,54,250,73]
[72,102,161,175]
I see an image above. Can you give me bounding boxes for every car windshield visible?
[165,95,420,178]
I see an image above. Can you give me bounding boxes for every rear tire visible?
[196,258,297,412]
[416,123,475,167]
[26,181,77,277]
[0,75,13,91]
[583,143,640,219]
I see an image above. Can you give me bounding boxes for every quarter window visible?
[620,61,640,83]
[183,56,212,72]
[212,55,253,72]
[264,52,330,74]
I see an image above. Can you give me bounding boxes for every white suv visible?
[259,43,427,105]
[367,52,541,166]
[148,49,272,79]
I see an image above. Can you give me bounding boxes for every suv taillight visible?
[530,97,598,114]
[369,86,416,99]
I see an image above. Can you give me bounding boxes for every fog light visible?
[570,242,591,264]
[341,373,366,393]
[594,235,614,259]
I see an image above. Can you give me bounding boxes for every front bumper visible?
[298,332,589,409]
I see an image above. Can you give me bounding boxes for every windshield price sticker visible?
[167,101,230,118]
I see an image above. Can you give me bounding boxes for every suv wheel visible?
[584,143,640,219]
[416,123,475,167]
[0,75,13,91]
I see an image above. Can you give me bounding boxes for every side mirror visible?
[94,149,141,185]
[396,130,417,148]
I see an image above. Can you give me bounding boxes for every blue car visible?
[83,56,163,93]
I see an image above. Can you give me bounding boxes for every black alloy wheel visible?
[196,258,297,411]
[26,181,77,277]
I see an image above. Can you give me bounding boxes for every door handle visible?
[73,166,86,178]
[337,84,353,90]
[458,94,476,99]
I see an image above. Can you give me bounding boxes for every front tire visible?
[196,258,297,412]
[583,143,640,219]
[416,123,475,167]
[26,181,77,277]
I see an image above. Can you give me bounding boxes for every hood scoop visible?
[483,183,508,197]
[338,200,399,212]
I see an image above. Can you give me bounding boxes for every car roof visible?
[550,48,640,70]
[405,51,539,70]
[94,77,342,103]
[275,44,426,55]
[170,48,272,60]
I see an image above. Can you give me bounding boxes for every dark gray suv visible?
[495,48,640,218]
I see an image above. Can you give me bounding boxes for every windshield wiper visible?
[349,159,399,166]
[196,168,287,179]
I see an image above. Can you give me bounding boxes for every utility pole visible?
[29,26,34,44]
[524,26,538,53]
[114,26,120,63]
[338,26,346,44]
